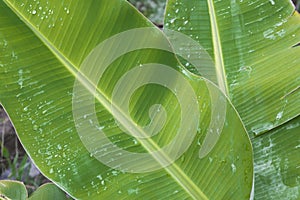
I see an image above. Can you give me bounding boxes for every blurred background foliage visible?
[1,0,300,195]
[128,0,166,25]
[294,0,300,11]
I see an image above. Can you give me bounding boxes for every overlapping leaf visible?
[165,0,300,137]
[253,116,300,199]
[164,0,300,199]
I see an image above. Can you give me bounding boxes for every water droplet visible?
[23,106,29,111]
[133,139,138,145]
[17,69,24,88]
[32,10,37,15]
[263,29,276,40]
[111,170,118,176]
[64,7,70,14]
[269,0,275,5]
[170,18,176,24]
[127,188,139,195]
[33,125,39,131]
[11,51,18,60]
[276,111,283,120]
[231,163,237,173]
[238,66,252,73]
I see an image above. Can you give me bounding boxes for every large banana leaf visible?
[0,0,253,199]
[164,0,300,137]
[253,115,300,199]
[164,0,300,199]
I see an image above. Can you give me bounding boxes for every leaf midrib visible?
[207,0,229,95]
[3,1,209,199]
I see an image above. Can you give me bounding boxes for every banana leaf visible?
[0,0,253,199]
[0,180,27,200]
[164,0,300,137]
[253,115,300,199]
[28,183,69,200]
[164,0,300,199]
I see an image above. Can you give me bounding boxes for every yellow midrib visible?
[3,0,209,199]
[207,0,229,95]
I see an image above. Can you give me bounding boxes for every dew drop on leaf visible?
[231,163,237,173]
[127,188,139,195]
[33,125,39,131]
[276,111,283,120]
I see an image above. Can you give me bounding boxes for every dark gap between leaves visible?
[292,43,300,47]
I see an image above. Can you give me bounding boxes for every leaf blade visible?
[0,0,253,199]
[164,0,300,136]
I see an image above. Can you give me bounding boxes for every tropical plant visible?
[0,0,299,200]
[0,180,68,200]
[164,0,300,198]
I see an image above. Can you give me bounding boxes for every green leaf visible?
[164,0,300,137]
[29,183,69,200]
[0,0,253,199]
[0,180,27,200]
[253,115,300,199]
[164,1,300,199]
[0,181,68,200]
